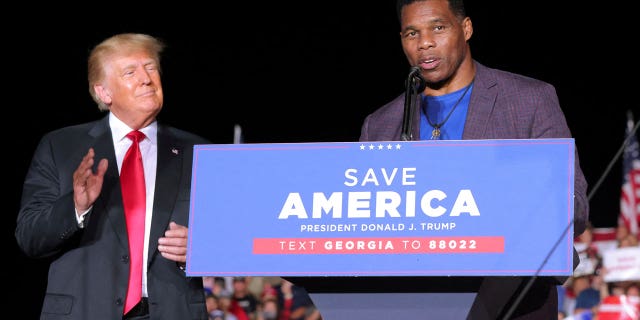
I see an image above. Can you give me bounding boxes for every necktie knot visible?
[127,130,146,144]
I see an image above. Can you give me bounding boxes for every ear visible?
[94,84,112,105]
[463,17,473,41]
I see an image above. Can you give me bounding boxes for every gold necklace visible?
[425,79,474,140]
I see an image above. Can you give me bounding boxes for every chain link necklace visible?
[425,79,474,140]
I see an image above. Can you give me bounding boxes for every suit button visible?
[116,298,123,306]
[121,255,129,263]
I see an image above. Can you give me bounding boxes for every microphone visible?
[401,66,426,141]
[408,66,427,92]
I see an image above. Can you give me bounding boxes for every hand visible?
[73,148,108,215]
[158,221,189,263]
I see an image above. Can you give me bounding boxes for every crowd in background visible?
[558,224,640,319]
[200,224,640,320]
[203,276,322,320]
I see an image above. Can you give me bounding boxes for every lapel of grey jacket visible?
[463,61,498,140]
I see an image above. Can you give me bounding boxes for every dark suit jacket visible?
[360,60,589,319]
[16,115,209,320]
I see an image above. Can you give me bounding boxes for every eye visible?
[145,63,158,72]
[403,30,418,39]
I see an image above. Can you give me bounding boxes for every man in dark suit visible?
[359,1,589,319]
[15,33,209,319]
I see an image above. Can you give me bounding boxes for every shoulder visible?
[40,118,106,143]
[473,60,560,108]
[474,60,556,93]
[157,124,211,145]
[366,94,405,121]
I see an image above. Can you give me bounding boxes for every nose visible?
[139,70,152,85]
[418,34,435,50]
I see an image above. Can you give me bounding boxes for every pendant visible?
[431,126,441,140]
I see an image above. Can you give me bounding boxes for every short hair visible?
[396,0,466,22]
[87,33,165,111]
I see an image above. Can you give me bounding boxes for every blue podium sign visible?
[186,139,575,277]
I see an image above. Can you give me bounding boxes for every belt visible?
[123,297,149,319]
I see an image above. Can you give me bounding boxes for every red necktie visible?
[121,130,146,314]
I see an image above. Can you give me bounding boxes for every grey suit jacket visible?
[16,115,209,320]
[359,60,589,319]
[360,60,588,237]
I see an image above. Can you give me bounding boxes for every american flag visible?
[619,110,640,238]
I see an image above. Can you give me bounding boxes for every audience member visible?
[220,289,245,320]
[275,279,315,320]
[233,277,260,320]
[257,297,279,320]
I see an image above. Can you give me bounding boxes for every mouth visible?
[418,58,438,70]
[138,90,156,97]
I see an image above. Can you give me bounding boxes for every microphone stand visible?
[401,66,426,141]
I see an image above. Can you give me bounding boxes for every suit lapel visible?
[89,117,130,250]
[463,62,498,140]
[147,126,183,263]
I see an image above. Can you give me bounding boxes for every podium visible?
[185,140,576,320]
[285,275,562,320]
[286,276,480,319]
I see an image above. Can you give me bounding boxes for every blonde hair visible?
[87,33,166,111]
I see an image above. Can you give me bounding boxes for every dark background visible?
[8,2,638,317]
